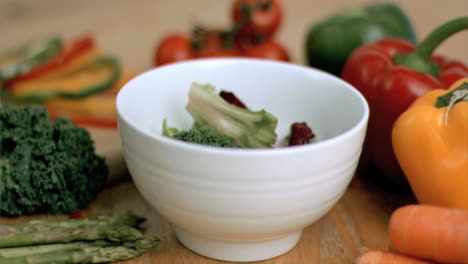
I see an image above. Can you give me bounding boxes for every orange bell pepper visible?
[392,78,468,210]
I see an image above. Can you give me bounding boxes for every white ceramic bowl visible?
[116,58,369,262]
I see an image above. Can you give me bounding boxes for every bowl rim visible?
[116,58,369,157]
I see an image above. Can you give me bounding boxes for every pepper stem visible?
[435,82,468,125]
[394,16,468,76]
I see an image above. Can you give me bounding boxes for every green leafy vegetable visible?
[0,104,108,216]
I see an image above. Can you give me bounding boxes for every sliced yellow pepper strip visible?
[46,71,136,115]
[4,56,120,103]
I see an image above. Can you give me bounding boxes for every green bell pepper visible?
[0,36,63,81]
[305,2,417,75]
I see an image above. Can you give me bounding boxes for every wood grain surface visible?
[0,179,413,264]
[1,0,465,263]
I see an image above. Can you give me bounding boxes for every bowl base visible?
[175,227,303,262]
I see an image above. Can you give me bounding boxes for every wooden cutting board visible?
[0,128,416,264]
[89,134,417,264]
[85,177,415,264]
[88,128,130,184]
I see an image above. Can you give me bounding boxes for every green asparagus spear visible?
[8,215,146,233]
[0,225,143,248]
[122,238,160,252]
[0,241,119,258]
[0,238,159,264]
[0,238,159,259]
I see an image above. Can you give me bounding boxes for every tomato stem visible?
[240,2,252,19]
[257,0,272,11]
[394,16,468,76]
[190,25,205,50]
[222,2,259,49]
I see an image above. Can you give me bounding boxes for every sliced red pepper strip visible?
[48,106,118,129]
[64,115,118,129]
[0,36,63,81]
[4,35,95,87]
[68,210,85,219]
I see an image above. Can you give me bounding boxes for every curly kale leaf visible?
[0,104,108,216]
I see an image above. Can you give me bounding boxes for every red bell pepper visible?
[341,17,468,188]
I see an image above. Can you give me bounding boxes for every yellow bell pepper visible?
[392,78,468,210]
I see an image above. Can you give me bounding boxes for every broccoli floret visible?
[168,124,241,148]
[0,104,108,216]
[183,82,278,148]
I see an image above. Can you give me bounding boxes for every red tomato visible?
[243,40,290,62]
[203,50,241,58]
[232,0,282,39]
[233,32,263,52]
[192,30,240,58]
[154,34,193,66]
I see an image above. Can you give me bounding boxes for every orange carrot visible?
[356,249,430,264]
[389,204,468,264]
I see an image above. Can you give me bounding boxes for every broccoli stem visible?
[162,119,179,137]
[185,83,278,148]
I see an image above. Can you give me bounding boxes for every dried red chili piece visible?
[220,90,248,109]
[288,122,315,146]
